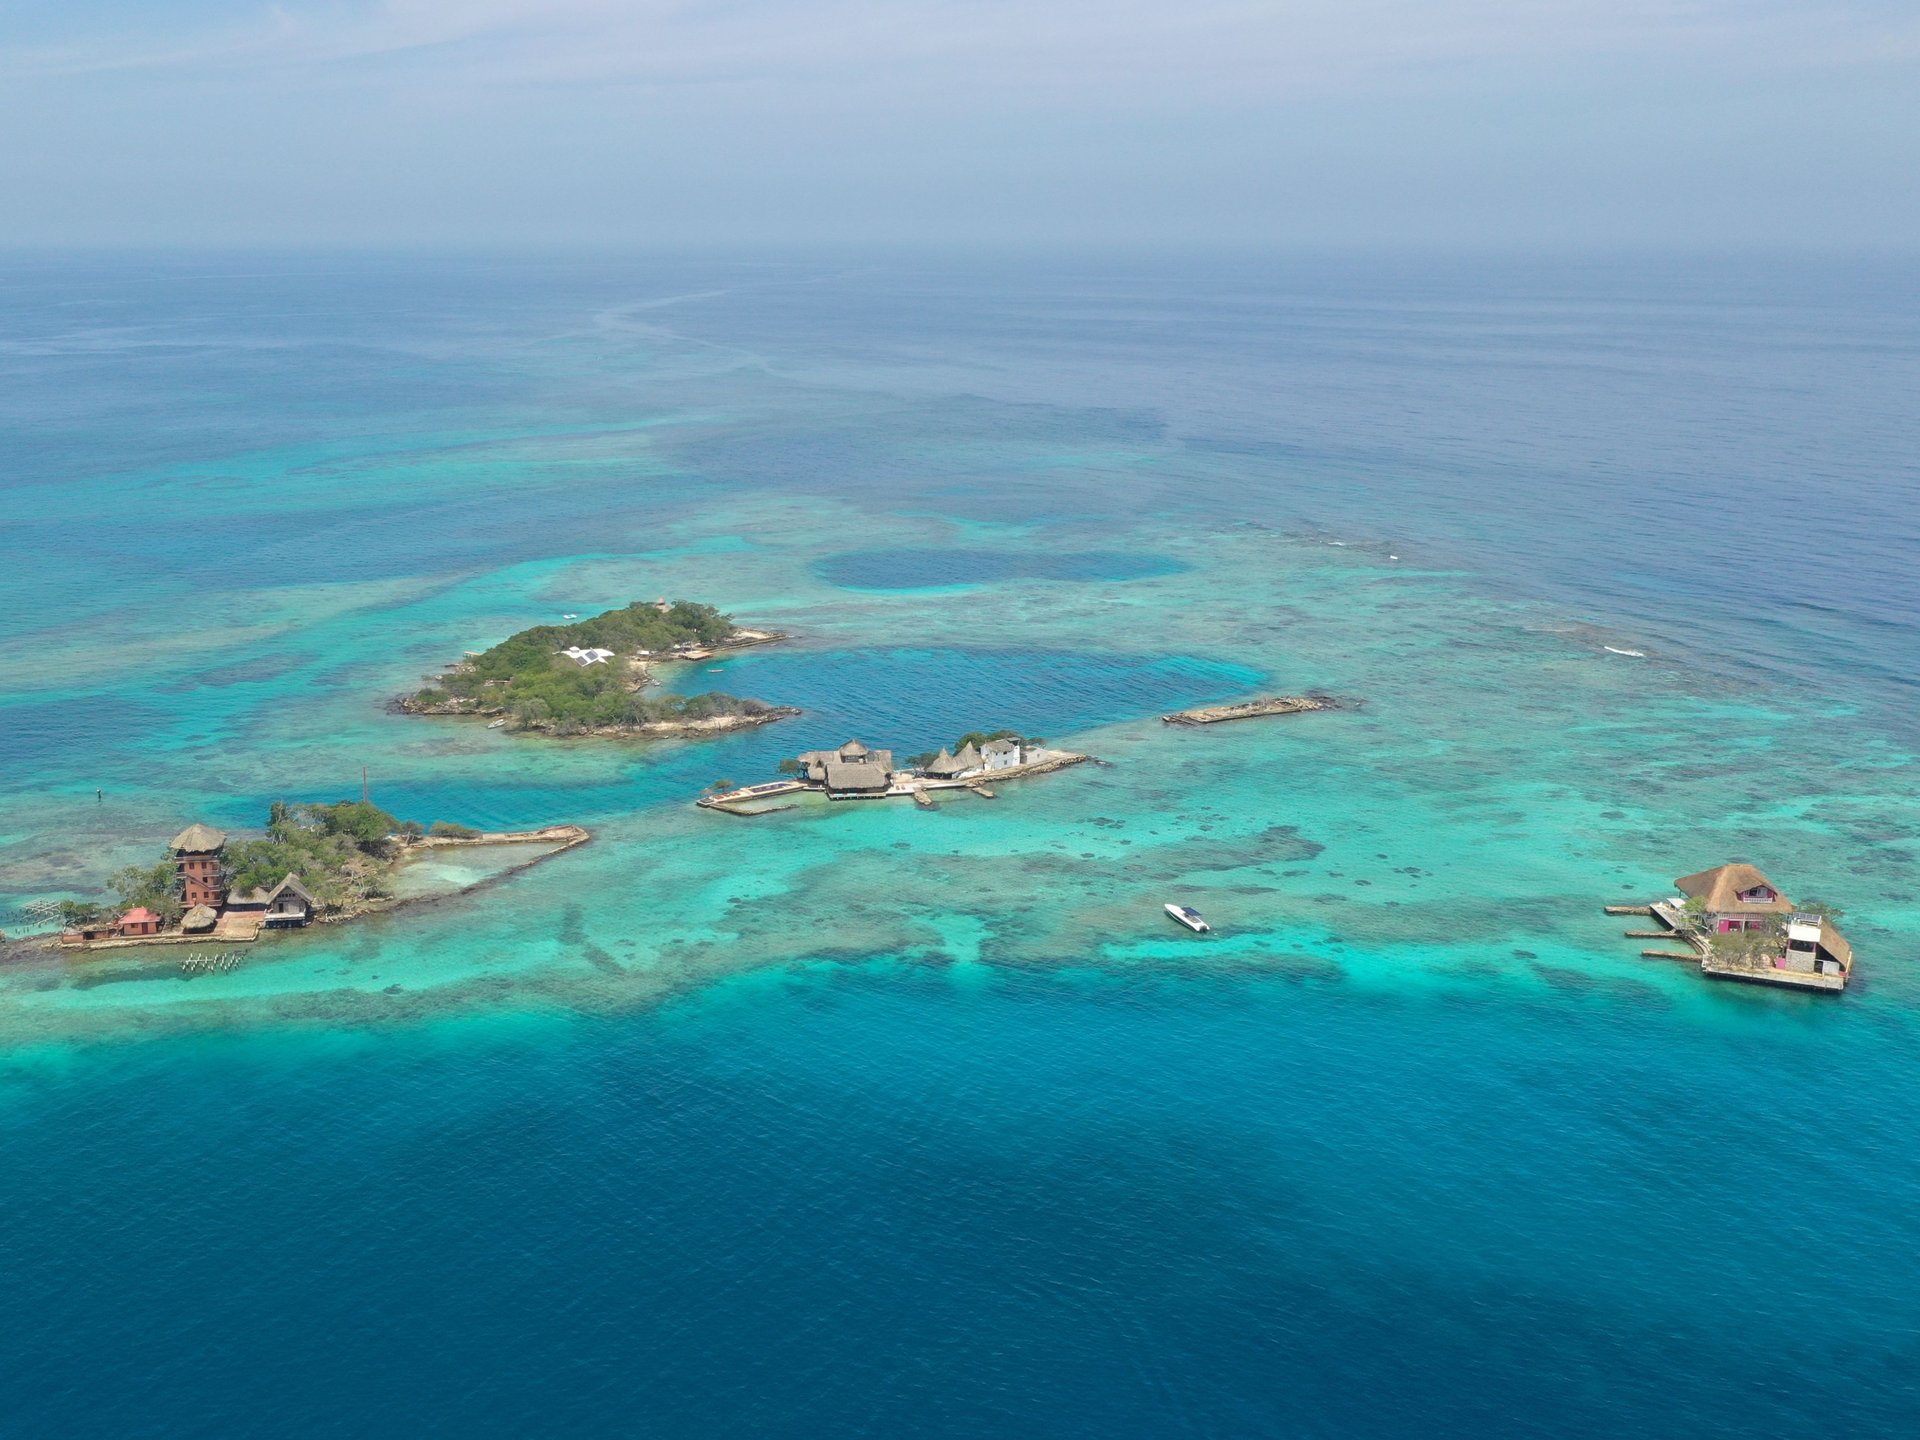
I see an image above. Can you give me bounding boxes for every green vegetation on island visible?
[57,801,433,930]
[224,800,405,909]
[403,599,795,735]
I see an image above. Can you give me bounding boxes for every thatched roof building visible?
[797,739,895,792]
[1675,863,1793,916]
[170,823,227,854]
[923,748,968,778]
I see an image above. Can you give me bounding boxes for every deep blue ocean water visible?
[2,252,1918,1436]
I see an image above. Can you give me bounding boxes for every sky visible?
[1,1,1916,249]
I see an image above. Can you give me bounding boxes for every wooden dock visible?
[1604,904,1652,916]
[1162,694,1343,726]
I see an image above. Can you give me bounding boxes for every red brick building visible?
[171,823,229,909]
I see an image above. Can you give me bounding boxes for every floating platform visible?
[1162,694,1345,726]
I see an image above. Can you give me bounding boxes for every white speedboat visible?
[1165,903,1210,933]
[486,718,509,729]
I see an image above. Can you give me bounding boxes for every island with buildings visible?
[51,803,588,951]
[701,731,1087,813]
[398,598,797,738]
[1608,861,1855,992]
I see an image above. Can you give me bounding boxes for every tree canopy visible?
[73,800,491,932]
[952,729,1021,751]
[408,599,778,731]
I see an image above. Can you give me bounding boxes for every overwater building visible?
[796,739,896,793]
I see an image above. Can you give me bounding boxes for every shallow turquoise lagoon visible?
[815,547,1188,590]
[0,254,1916,1435]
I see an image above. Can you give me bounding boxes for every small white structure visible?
[1784,913,1851,976]
[558,646,615,666]
[981,739,1022,772]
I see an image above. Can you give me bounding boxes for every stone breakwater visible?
[1161,694,1354,726]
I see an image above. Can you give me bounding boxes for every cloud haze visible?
[2,1,1915,247]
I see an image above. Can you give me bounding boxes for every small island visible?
[53,803,588,950]
[398,599,797,738]
[1607,862,1855,993]
[701,730,1088,813]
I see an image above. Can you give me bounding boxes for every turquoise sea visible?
[2,252,1918,1435]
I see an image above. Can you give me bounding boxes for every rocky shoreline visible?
[391,697,802,738]
[319,825,593,923]
[395,625,797,738]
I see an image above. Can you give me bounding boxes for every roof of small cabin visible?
[952,741,983,769]
[236,873,316,907]
[1814,922,1855,969]
[118,907,160,925]
[838,739,871,758]
[267,874,316,907]
[1675,863,1793,914]
[924,748,966,777]
[171,823,228,853]
[181,905,218,930]
[982,738,1020,755]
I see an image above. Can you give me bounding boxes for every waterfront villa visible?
[1633,862,1856,991]
[981,739,1023,772]
[225,874,317,929]
[1674,863,1792,933]
[705,733,1087,813]
[797,739,896,794]
[789,736,1059,797]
